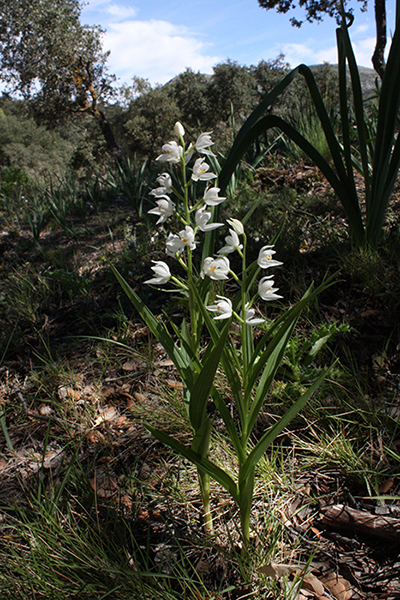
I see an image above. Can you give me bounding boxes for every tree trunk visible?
[372,0,387,80]
[95,109,124,162]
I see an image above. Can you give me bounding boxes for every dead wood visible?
[321,504,400,541]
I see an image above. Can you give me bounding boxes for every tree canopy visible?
[257,0,387,78]
[257,0,367,27]
[0,0,120,153]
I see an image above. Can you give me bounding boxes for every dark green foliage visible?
[0,98,80,177]
[0,0,114,126]
[257,0,367,27]
[167,69,213,128]
[122,86,180,158]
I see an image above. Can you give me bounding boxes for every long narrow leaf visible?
[221,113,364,242]
[189,318,231,431]
[191,284,244,418]
[242,367,330,482]
[111,266,195,389]
[145,424,238,500]
[210,387,244,461]
[191,416,212,458]
[337,24,370,200]
[246,314,298,438]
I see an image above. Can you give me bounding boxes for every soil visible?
[1,184,400,599]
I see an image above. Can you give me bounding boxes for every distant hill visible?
[310,63,378,101]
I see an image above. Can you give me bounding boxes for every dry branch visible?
[321,504,400,541]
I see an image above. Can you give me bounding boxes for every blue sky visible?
[81,0,396,86]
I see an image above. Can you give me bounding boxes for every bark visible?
[95,109,124,162]
[372,0,387,80]
[321,504,400,540]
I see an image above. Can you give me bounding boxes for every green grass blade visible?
[0,414,14,452]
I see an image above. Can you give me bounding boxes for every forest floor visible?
[1,165,400,598]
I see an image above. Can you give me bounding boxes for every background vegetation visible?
[1,5,400,597]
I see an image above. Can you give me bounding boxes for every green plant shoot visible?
[218,13,400,248]
[113,122,330,543]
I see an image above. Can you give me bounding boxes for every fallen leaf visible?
[258,561,303,577]
[361,309,381,318]
[86,431,106,444]
[66,387,81,400]
[156,359,174,367]
[378,477,394,494]
[321,572,352,600]
[122,361,137,371]
[94,406,119,426]
[166,380,183,389]
[57,386,68,400]
[303,573,325,595]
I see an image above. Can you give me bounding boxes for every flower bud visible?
[226,218,244,236]
[174,121,185,138]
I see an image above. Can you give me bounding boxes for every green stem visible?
[198,468,214,534]
[241,232,248,394]
[238,465,255,547]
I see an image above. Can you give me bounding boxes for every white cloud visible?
[103,19,221,85]
[106,4,138,19]
[278,36,375,69]
[354,23,370,34]
[352,37,377,68]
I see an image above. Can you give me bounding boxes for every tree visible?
[257,0,388,79]
[0,0,121,156]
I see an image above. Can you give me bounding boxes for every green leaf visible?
[211,387,244,462]
[191,284,244,419]
[191,416,212,458]
[242,367,330,482]
[308,334,332,357]
[145,424,238,501]
[189,318,231,431]
[111,266,195,389]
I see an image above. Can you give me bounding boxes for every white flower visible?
[195,132,215,156]
[257,245,283,269]
[258,276,283,301]
[206,295,232,320]
[218,229,243,255]
[191,158,217,182]
[226,218,244,236]
[166,233,185,256]
[145,261,171,285]
[195,206,224,232]
[148,196,174,224]
[200,256,230,280]
[156,141,183,164]
[203,186,226,206]
[174,121,185,138]
[185,144,194,164]
[178,226,196,250]
[149,173,172,196]
[243,306,265,326]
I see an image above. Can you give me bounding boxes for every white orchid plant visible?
[112,122,330,544]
